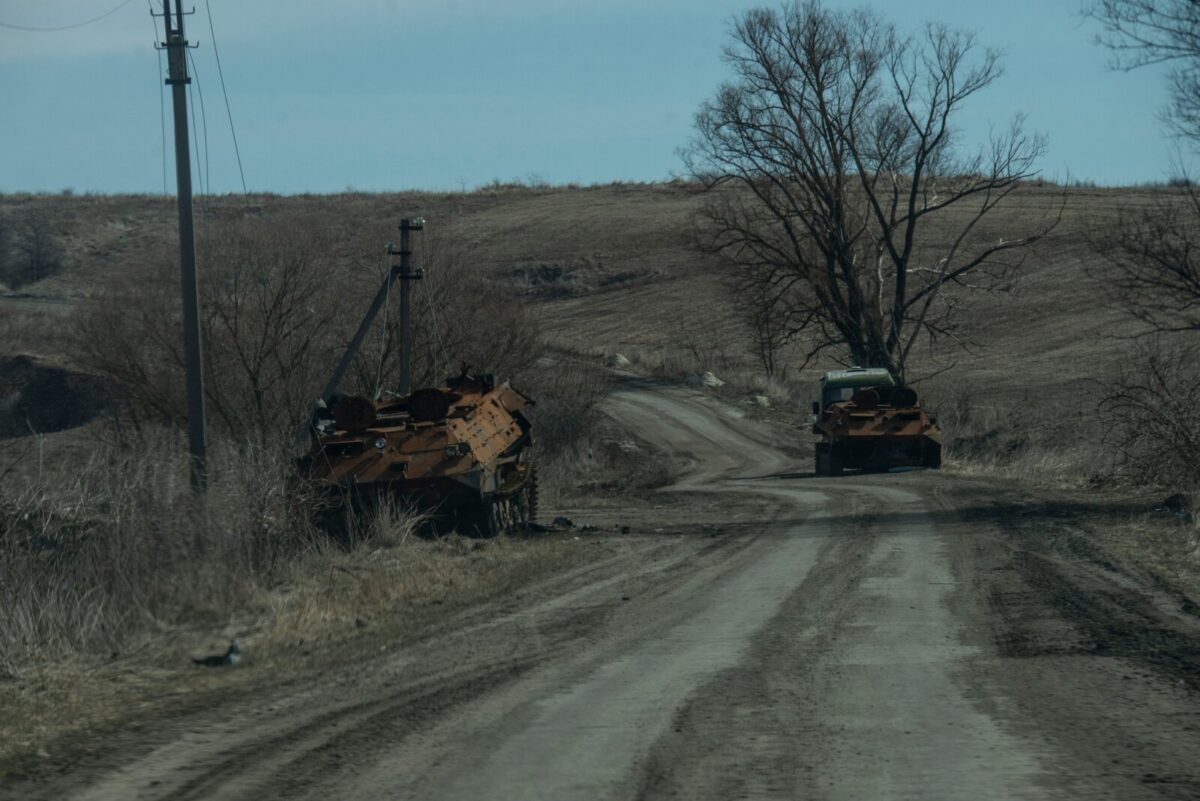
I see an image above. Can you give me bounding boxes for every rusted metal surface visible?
[299,371,537,535]
[812,376,941,476]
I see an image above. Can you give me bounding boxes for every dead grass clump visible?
[0,506,589,773]
[0,306,63,358]
[523,361,615,504]
[260,531,579,652]
[920,378,1110,488]
[0,433,318,674]
[1084,503,1200,600]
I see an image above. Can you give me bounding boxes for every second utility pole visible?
[393,218,424,396]
[160,0,208,492]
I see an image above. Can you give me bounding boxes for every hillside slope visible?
[0,183,1171,453]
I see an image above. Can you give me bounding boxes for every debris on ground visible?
[607,353,632,368]
[685,371,726,388]
[192,640,241,668]
[1155,493,1194,522]
[552,516,575,529]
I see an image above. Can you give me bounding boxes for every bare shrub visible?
[526,361,613,458]
[737,281,793,379]
[1098,340,1200,488]
[523,361,615,502]
[72,215,542,450]
[349,224,543,397]
[917,378,1110,487]
[72,218,357,445]
[919,379,1029,464]
[1,210,63,290]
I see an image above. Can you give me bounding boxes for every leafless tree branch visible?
[684,0,1056,381]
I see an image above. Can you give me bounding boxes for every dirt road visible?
[14,379,1200,800]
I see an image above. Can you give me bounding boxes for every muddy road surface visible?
[14,379,1200,800]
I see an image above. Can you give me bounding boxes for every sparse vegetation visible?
[72,218,352,445]
[0,199,615,691]
[1086,0,1200,501]
[0,436,315,672]
[0,180,1192,772]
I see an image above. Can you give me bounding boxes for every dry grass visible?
[5,182,1191,493]
[0,433,317,671]
[0,526,588,774]
[1093,507,1200,591]
[5,182,1200,769]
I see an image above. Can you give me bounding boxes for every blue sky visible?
[0,0,1177,193]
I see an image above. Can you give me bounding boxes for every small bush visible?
[1099,340,1200,489]
[0,210,63,289]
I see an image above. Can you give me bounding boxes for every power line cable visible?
[188,49,211,194]
[187,78,204,196]
[204,1,247,194]
[0,0,136,31]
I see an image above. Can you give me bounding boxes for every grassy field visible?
[0,182,1167,434]
[2,181,1197,771]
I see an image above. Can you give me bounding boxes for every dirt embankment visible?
[0,355,105,439]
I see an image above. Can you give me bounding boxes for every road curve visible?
[31,379,1200,801]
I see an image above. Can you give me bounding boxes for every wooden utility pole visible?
[390,218,424,396]
[158,0,208,492]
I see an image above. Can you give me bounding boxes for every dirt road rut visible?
[19,379,1200,800]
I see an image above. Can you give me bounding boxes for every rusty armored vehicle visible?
[301,372,537,536]
[810,367,941,476]
[297,218,537,536]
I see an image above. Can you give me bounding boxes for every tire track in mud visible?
[57,511,790,800]
[156,659,537,801]
[64,657,541,801]
[937,482,1200,801]
[633,497,877,800]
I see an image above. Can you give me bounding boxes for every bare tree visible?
[1084,3,1200,492]
[1086,1,1200,333]
[74,216,543,448]
[1087,0,1200,141]
[1091,190,1200,333]
[737,280,793,377]
[73,218,354,446]
[685,0,1058,381]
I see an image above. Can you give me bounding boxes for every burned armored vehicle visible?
[297,218,536,536]
[300,373,537,536]
[810,367,941,476]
